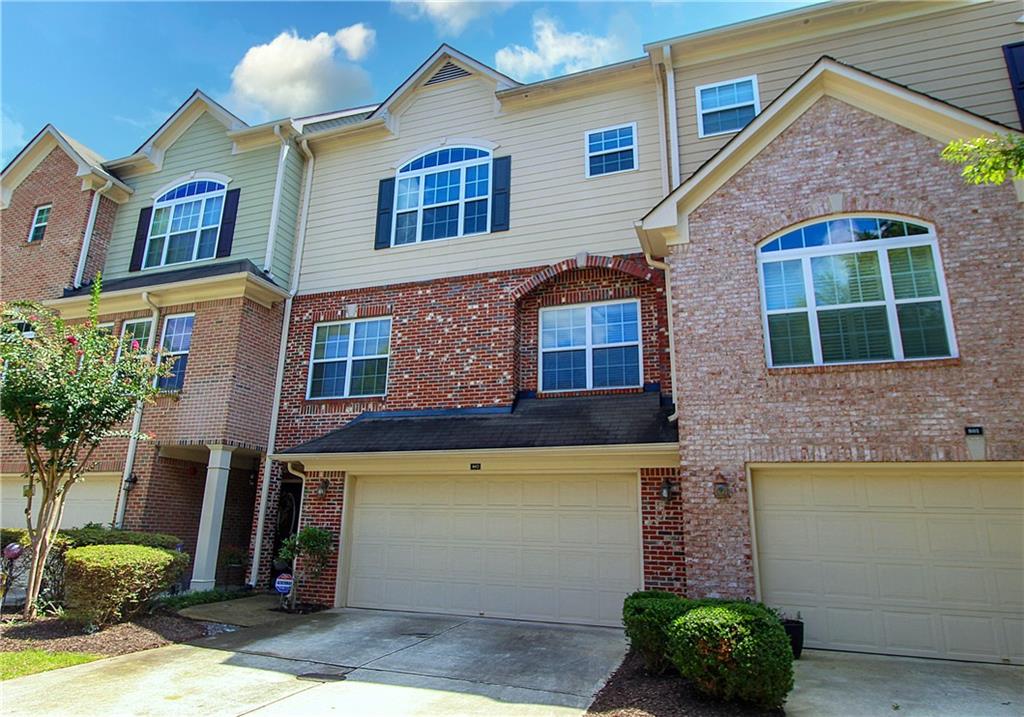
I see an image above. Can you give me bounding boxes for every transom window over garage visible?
[757,216,957,367]
[392,147,491,245]
[540,299,642,391]
[144,180,226,268]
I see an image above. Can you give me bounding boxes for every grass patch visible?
[157,588,252,612]
[0,649,101,680]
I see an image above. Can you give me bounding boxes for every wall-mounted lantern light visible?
[316,479,329,498]
[660,477,675,501]
[123,472,139,492]
[712,477,731,500]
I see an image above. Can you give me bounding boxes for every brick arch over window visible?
[734,192,940,248]
[508,253,662,302]
[511,254,671,397]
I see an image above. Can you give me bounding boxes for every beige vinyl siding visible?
[674,2,1022,179]
[270,143,305,284]
[105,112,282,281]
[299,72,663,294]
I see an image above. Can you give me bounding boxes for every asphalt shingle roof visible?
[282,391,677,455]
[63,259,279,297]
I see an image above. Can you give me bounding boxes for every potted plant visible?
[775,610,804,659]
[277,526,332,612]
[218,545,246,586]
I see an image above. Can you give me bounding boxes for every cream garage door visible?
[753,464,1024,664]
[1,473,120,530]
[346,474,641,626]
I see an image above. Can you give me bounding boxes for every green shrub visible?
[64,545,188,626]
[158,588,251,612]
[667,602,794,709]
[622,591,727,674]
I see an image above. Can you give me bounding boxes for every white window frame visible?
[538,298,644,393]
[390,147,492,247]
[115,317,154,361]
[28,204,51,242]
[695,75,761,138]
[584,122,639,179]
[756,216,958,368]
[306,316,392,400]
[156,313,194,391]
[143,181,227,269]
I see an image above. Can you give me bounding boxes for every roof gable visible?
[369,45,520,122]
[104,90,248,177]
[1,125,132,209]
[638,57,1021,254]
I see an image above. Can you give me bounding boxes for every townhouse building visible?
[1,0,1020,666]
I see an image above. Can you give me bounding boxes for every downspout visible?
[248,138,314,586]
[636,222,679,423]
[114,291,160,528]
[662,45,681,188]
[262,124,291,277]
[74,180,113,288]
[651,57,670,196]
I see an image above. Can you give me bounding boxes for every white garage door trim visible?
[336,472,644,627]
[748,462,1024,665]
[1,471,121,530]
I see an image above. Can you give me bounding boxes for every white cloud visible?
[495,14,631,82]
[393,0,510,36]
[2,110,28,164]
[227,25,375,120]
[335,22,376,61]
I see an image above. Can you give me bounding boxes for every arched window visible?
[756,216,957,367]
[143,180,226,269]
[392,146,491,246]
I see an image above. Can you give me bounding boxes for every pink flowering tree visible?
[0,277,168,618]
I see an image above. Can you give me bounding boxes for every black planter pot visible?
[783,619,804,660]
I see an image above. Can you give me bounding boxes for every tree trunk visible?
[21,468,64,620]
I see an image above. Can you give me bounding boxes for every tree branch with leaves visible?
[941,133,1024,186]
[0,277,169,618]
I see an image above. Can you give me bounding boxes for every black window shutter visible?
[1004,41,1024,127]
[216,188,241,258]
[375,178,396,250]
[129,207,153,272]
[491,156,511,232]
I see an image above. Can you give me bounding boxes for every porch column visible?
[190,444,234,591]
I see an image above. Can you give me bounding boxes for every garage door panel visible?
[2,474,119,530]
[347,474,641,626]
[754,464,1024,664]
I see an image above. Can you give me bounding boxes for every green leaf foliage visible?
[622,590,729,674]
[940,133,1024,186]
[667,602,794,709]
[158,588,251,612]
[64,545,188,627]
[278,526,333,579]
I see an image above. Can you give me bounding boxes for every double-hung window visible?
[28,205,51,242]
[393,147,491,246]
[307,317,392,399]
[585,123,637,177]
[696,76,760,137]
[757,216,957,368]
[157,314,194,391]
[539,300,642,392]
[117,318,154,361]
[144,181,226,269]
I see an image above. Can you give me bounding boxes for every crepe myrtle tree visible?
[0,277,169,619]
[941,133,1023,186]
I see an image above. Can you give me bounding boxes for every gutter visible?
[262,124,291,276]
[114,291,160,528]
[636,220,679,423]
[74,179,113,288]
[248,137,315,587]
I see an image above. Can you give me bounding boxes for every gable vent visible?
[425,61,472,86]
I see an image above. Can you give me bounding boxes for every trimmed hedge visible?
[0,526,180,551]
[667,602,794,709]
[158,588,252,612]
[622,590,726,674]
[65,545,188,626]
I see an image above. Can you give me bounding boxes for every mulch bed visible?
[587,649,781,717]
[0,614,231,657]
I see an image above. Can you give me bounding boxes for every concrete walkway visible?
[177,594,297,627]
[788,650,1024,717]
[1,608,627,717]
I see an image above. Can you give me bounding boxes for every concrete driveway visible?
[1,608,626,717]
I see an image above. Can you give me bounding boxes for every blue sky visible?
[1,1,819,163]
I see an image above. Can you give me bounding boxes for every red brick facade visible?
[0,147,116,303]
[667,96,1024,598]
[252,255,677,603]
